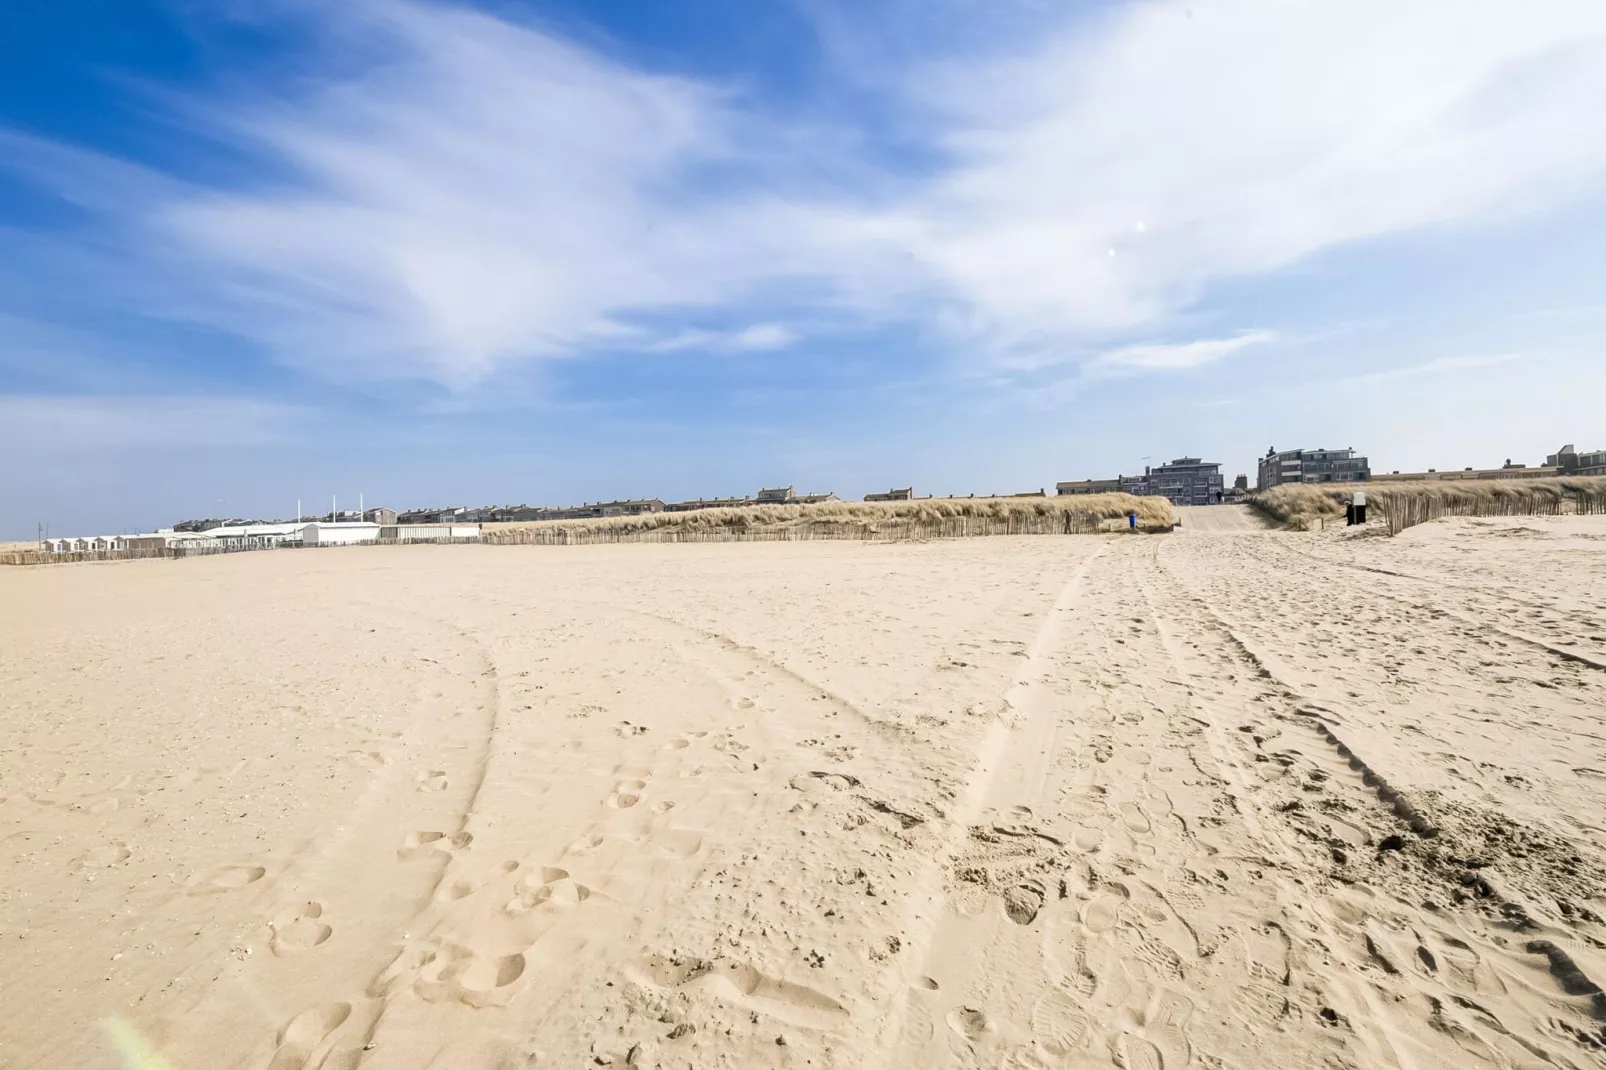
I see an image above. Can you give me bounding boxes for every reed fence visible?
[484,514,1172,546]
[1249,477,1606,536]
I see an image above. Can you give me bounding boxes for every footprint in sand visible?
[789,771,861,793]
[945,1006,992,1042]
[418,945,527,1009]
[606,779,647,809]
[417,770,449,793]
[440,876,481,902]
[399,830,473,860]
[1118,802,1151,835]
[188,863,266,894]
[1120,1034,1163,1070]
[346,750,387,769]
[1244,922,1291,985]
[1031,988,1088,1055]
[270,902,332,955]
[1003,882,1046,926]
[1043,905,1087,979]
[506,867,591,914]
[1072,824,1105,851]
[652,828,703,859]
[1150,990,1195,1067]
[1082,894,1124,933]
[566,831,606,856]
[626,954,848,1029]
[267,1002,351,1070]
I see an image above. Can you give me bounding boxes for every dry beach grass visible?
[3,512,1604,1068]
[485,493,1175,544]
[1250,476,1606,533]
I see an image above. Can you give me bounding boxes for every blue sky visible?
[3,0,1606,537]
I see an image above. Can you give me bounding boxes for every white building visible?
[205,523,304,549]
[124,531,218,552]
[393,523,481,542]
[300,521,381,546]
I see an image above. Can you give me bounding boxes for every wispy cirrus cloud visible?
[644,323,799,354]
[2,0,1604,392]
[908,0,1606,351]
[1340,352,1534,386]
[1086,330,1276,377]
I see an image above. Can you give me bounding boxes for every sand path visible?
[2,520,1603,1068]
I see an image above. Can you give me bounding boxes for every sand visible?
[2,512,1604,1069]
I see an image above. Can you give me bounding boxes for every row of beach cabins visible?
[40,520,480,557]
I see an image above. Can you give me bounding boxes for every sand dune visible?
[2,518,1604,1068]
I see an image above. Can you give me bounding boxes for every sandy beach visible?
[3,511,1604,1069]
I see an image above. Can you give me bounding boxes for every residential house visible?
[665,497,752,512]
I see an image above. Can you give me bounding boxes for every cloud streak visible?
[908,0,1606,349]
[1087,330,1276,377]
[644,323,799,354]
[1340,352,1533,386]
[2,0,1604,391]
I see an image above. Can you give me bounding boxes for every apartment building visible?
[1257,447,1370,490]
[1145,457,1225,506]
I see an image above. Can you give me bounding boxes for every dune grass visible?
[485,493,1174,545]
[1249,477,1606,535]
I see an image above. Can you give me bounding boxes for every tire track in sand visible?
[133,600,502,1070]
[870,543,1106,1068]
[1142,538,1606,1067]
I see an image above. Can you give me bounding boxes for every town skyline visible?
[5,1,1606,539]
[26,439,1604,544]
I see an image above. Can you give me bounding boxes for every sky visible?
[3,0,1606,537]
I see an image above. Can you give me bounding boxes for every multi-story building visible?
[1144,457,1225,506]
[1057,460,1222,504]
[1548,444,1606,477]
[1257,447,1370,490]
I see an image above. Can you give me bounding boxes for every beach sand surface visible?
[2,515,1604,1069]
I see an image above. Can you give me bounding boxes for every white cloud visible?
[0,2,868,389]
[1340,352,1533,386]
[2,0,1605,389]
[646,323,798,354]
[728,324,798,351]
[1087,330,1275,377]
[907,0,1606,348]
